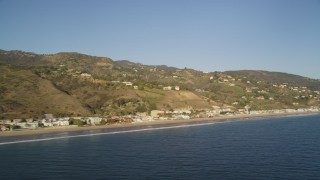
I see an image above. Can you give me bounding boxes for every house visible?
[246,88,252,93]
[14,122,38,129]
[141,116,153,121]
[26,118,34,123]
[13,119,22,123]
[206,110,220,117]
[150,110,165,118]
[232,102,239,105]
[163,86,172,91]
[41,120,53,127]
[44,114,54,120]
[122,82,133,86]
[26,122,39,129]
[173,109,191,114]
[172,114,190,120]
[80,73,92,77]
[175,86,180,91]
[2,120,12,124]
[1,125,7,131]
[16,122,27,128]
[195,89,205,92]
[220,108,232,113]
[136,112,147,117]
[52,120,69,126]
[86,117,102,125]
[256,96,265,100]
[133,85,139,90]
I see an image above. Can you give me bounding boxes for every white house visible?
[17,122,39,129]
[122,82,133,86]
[41,120,53,127]
[173,109,191,114]
[52,120,69,126]
[26,122,39,129]
[81,73,92,77]
[163,86,172,91]
[86,117,102,125]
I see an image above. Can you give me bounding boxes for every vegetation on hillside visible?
[0,50,319,119]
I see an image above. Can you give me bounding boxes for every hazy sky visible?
[1,0,319,79]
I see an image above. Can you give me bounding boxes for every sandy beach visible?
[0,112,319,138]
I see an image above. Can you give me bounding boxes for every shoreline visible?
[0,112,319,137]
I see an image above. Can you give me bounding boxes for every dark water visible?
[0,114,320,179]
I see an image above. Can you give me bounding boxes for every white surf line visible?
[0,121,218,146]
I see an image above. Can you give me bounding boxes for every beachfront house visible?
[85,117,102,125]
[173,109,191,114]
[26,122,39,129]
[172,114,190,120]
[41,120,53,127]
[13,119,22,123]
[151,110,165,118]
[52,120,69,126]
[44,114,54,120]
[16,122,38,129]
[0,125,7,131]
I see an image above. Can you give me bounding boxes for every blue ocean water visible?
[0,114,320,179]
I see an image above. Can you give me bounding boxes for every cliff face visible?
[0,50,319,119]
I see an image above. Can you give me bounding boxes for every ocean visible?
[0,114,320,179]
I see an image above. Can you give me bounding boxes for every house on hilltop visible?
[122,82,133,86]
[163,86,172,91]
[80,73,92,77]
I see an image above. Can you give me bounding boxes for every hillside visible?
[0,50,319,119]
[226,70,320,90]
[0,64,91,119]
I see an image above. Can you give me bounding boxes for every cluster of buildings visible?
[0,109,193,131]
[1,106,319,132]
[0,116,104,132]
[248,107,320,115]
[163,86,180,91]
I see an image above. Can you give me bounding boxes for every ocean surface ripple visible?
[0,114,320,179]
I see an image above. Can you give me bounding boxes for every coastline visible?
[1,111,319,138]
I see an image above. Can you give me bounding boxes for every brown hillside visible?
[0,64,90,119]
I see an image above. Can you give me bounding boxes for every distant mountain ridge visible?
[226,70,320,90]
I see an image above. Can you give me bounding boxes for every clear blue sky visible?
[1,0,319,79]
